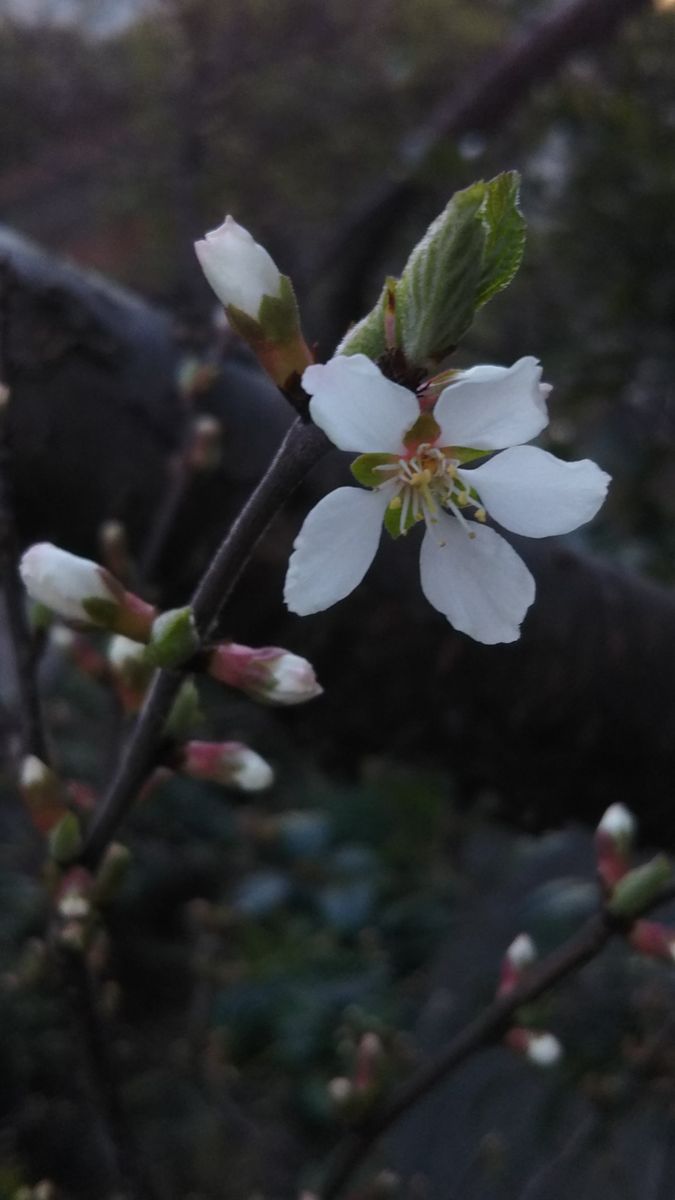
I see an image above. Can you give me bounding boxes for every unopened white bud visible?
[20,754,51,790]
[597,803,637,841]
[506,933,536,970]
[195,216,282,319]
[20,543,118,623]
[328,1076,353,1104]
[107,634,147,672]
[182,741,274,792]
[525,1032,562,1067]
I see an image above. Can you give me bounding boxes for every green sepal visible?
[350,453,397,487]
[257,275,301,343]
[165,678,202,739]
[146,606,199,669]
[82,596,119,629]
[608,855,672,920]
[403,412,441,450]
[335,282,389,360]
[228,275,300,345]
[475,170,526,310]
[48,812,82,865]
[92,843,132,906]
[383,497,417,540]
[451,446,487,465]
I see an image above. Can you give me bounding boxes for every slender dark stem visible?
[319,887,675,1200]
[60,947,160,1200]
[80,418,328,868]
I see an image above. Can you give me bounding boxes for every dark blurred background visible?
[4,1,675,1197]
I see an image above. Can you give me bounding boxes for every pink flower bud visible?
[20,543,156,640]
[505,1027,562,1067]
[19,755,67,835]
[595,803,637,891]
[629,919,675,961]
[181,740,273,792]
[209,642,322,706]
[498,933,537,995]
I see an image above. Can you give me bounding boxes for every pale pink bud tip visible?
[20,542,118,623]
[183,740,274,792]
[195,215,281,318]
[210,643,322,706]
[506,933,536,970]
[597,803,637,841]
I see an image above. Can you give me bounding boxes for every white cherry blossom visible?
[284,354,610,644]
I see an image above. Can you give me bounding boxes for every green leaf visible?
[350,453,398,487]
[475,171,526,310]
[336,282,389,359]
[396,181,487,364]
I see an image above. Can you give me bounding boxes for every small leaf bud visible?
[146,607,199,669]
[607,855,672,920]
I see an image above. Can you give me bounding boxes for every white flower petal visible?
[462,446,610,537]
[284,486,390,615]
[195,215,281,317]
[419,514,535,644]
[434,357,550,450]
[303,355,420,454]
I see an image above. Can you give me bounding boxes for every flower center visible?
[376,443,486,538]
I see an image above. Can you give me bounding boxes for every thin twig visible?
[319,885,675,1200]
[80,417,328,869]
[60,946,160,1200]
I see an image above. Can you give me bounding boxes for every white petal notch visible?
[284,353,610,645]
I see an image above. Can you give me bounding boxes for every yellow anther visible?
[474,507,487,523]
[457,491,469,507]
[410,468,432,487]
[388,495,402,511]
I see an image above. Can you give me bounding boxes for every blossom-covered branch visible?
[319,871,675,1200]
[79,417,328,869]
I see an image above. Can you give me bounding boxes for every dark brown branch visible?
[319,884,675,1200]
[80,417,328,869]
[312,0,649,342]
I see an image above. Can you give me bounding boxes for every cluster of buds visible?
[20,543,157,641]
[499,934,562,1068]
[195,216,313,390]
